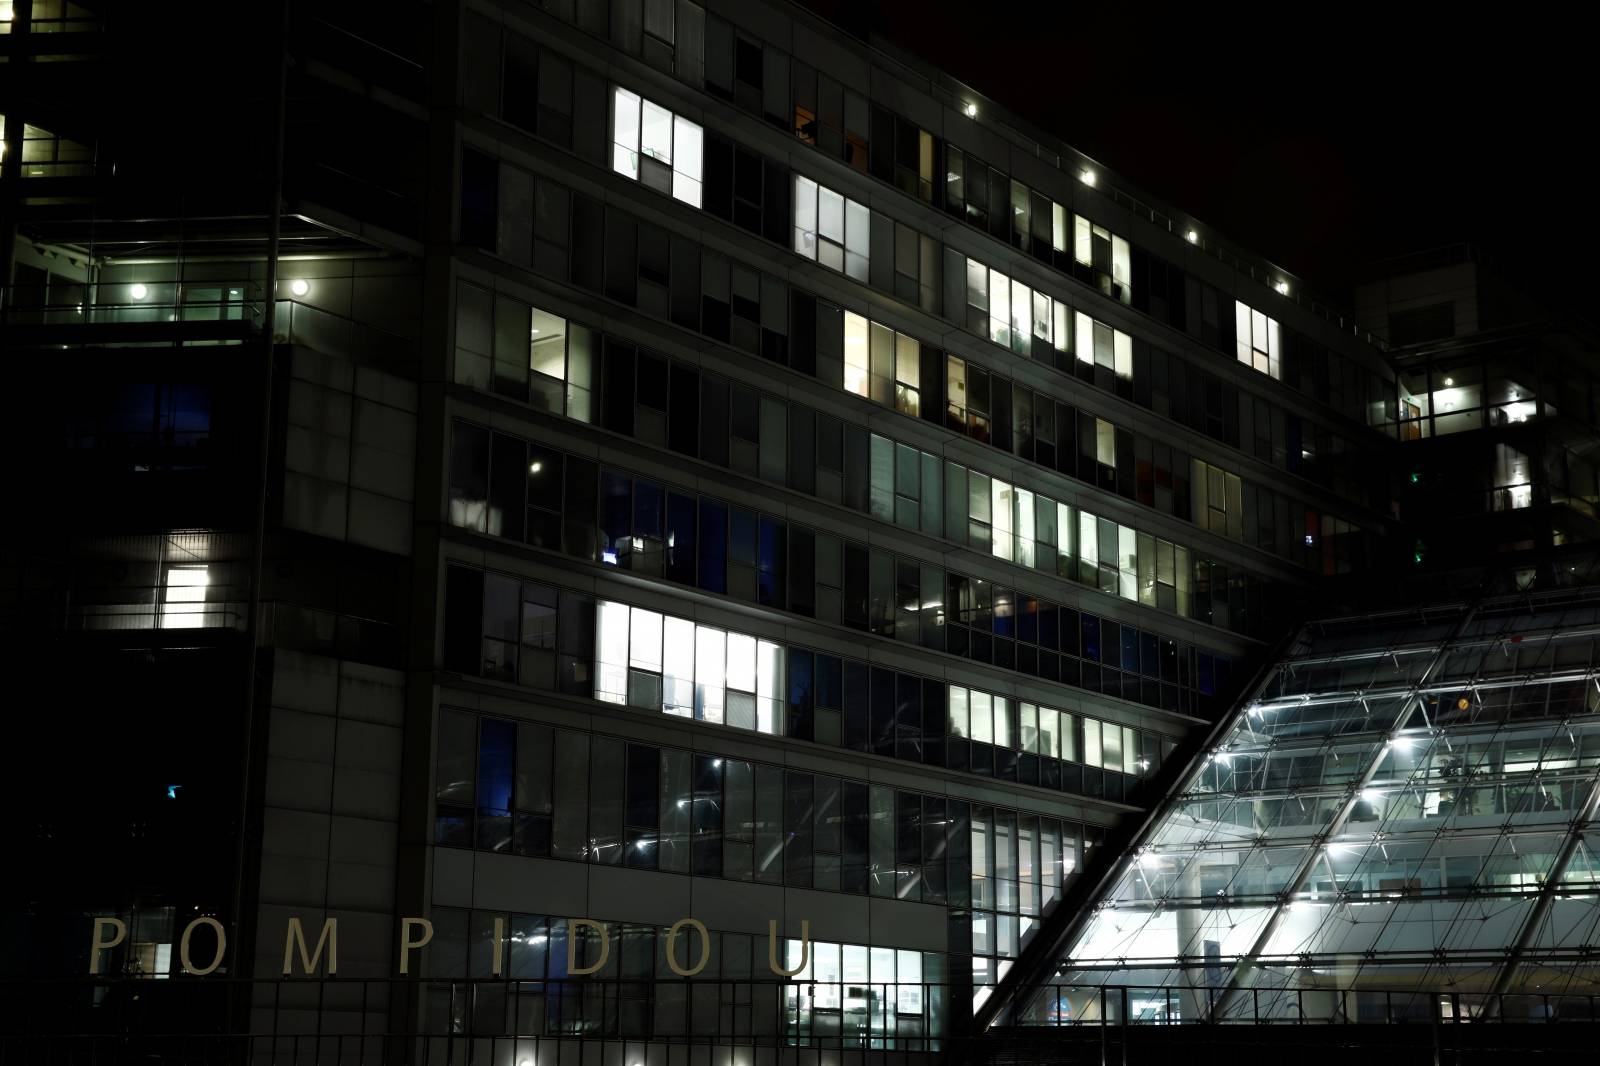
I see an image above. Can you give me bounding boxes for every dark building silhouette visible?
[5,1,1593,1061]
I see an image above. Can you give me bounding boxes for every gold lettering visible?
[398,917,433,975]
[89,917,127,975]
[566,918,610,975]
[282,917,339,976]
[664,917,710,976]
[768,919,809,977]
[179,917,227,976]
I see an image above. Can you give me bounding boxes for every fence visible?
[5,976,1599,1065]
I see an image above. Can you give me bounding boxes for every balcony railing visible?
[1,281,418,365]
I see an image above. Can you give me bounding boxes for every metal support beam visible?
[961,626,1307,1045]
[1205,602,1480,1022]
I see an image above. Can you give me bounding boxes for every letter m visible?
[282,917,339,976]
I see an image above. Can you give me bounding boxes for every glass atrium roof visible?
[1030,590,1600,1021]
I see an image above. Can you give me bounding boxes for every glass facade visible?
[1025,589,1600,1023]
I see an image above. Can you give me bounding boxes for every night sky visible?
[796,2,1593,324]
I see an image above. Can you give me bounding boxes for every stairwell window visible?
[611,86,703,207]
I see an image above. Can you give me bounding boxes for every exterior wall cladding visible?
[4,0,1408,1056]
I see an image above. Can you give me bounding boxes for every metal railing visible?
[4,976,1597,1064]
[811,23,1386,351]
[0,283,417,365]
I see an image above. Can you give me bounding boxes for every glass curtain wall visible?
[1025,589,1600,1024]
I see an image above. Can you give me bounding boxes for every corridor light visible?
[130,283,148,300]
[1185,230,1199,244]
[529,461,543,474]
[1079,169,1097,187]
[1274,280,1290,296]
[289,278,311,297]
[963,102,978,118]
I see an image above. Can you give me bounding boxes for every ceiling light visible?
[963,102,978,119]
[1274,281,1290,295]
[1185,230,1199,244]
[1443,377,1454,387]
[529,461,542,474]
[289,278,310,297]
[130,283,148,300]
[1079,169,1097,187]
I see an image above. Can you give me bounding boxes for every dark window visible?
[460,149,497,249]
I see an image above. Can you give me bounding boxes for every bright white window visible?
[966,256,1068,354]
[1073,311,1132,380]
[597,601,784,735]
[971,690,993,743]
[948,686,969,738]
[611,86,702,208]
[611,87,641,180]
[695,626,725,724]
[793,174,868,281]
[597,600,631,703]
[640,99,672,163]
[1235,300,1281,379]
[1118,525,1138,601]
[1016,487,1035,569]
[161,565,209,629]
[991,478,1015,563]
[1112,235,1131,290]
[1074,216,1093,267]
[1074,216,1132,298]
[843,311,870,398]
[663,617,695,717]
[672,116,702,205]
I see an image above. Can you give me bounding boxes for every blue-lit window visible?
[476,719,515,852]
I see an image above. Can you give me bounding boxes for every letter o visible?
[180,917,227,976]
[665,917,710,977]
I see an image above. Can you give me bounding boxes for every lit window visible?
[1234,300,1281,379]
[965,256,1067,355]
[1192,459,1244,540]
[843,311,870,398]
[596,601,784,735]
[1492,444,1533,511]
[161,566,209,629]
[991,478,1015,563]
[611,86,702,207]
[792,174,868,281]
[894,331,920,416]
[1073,217,1132,300]
[1051,202,1068,253]
[1073,311,1131,381]
[527,307,594,422]
[844,312,923,417]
